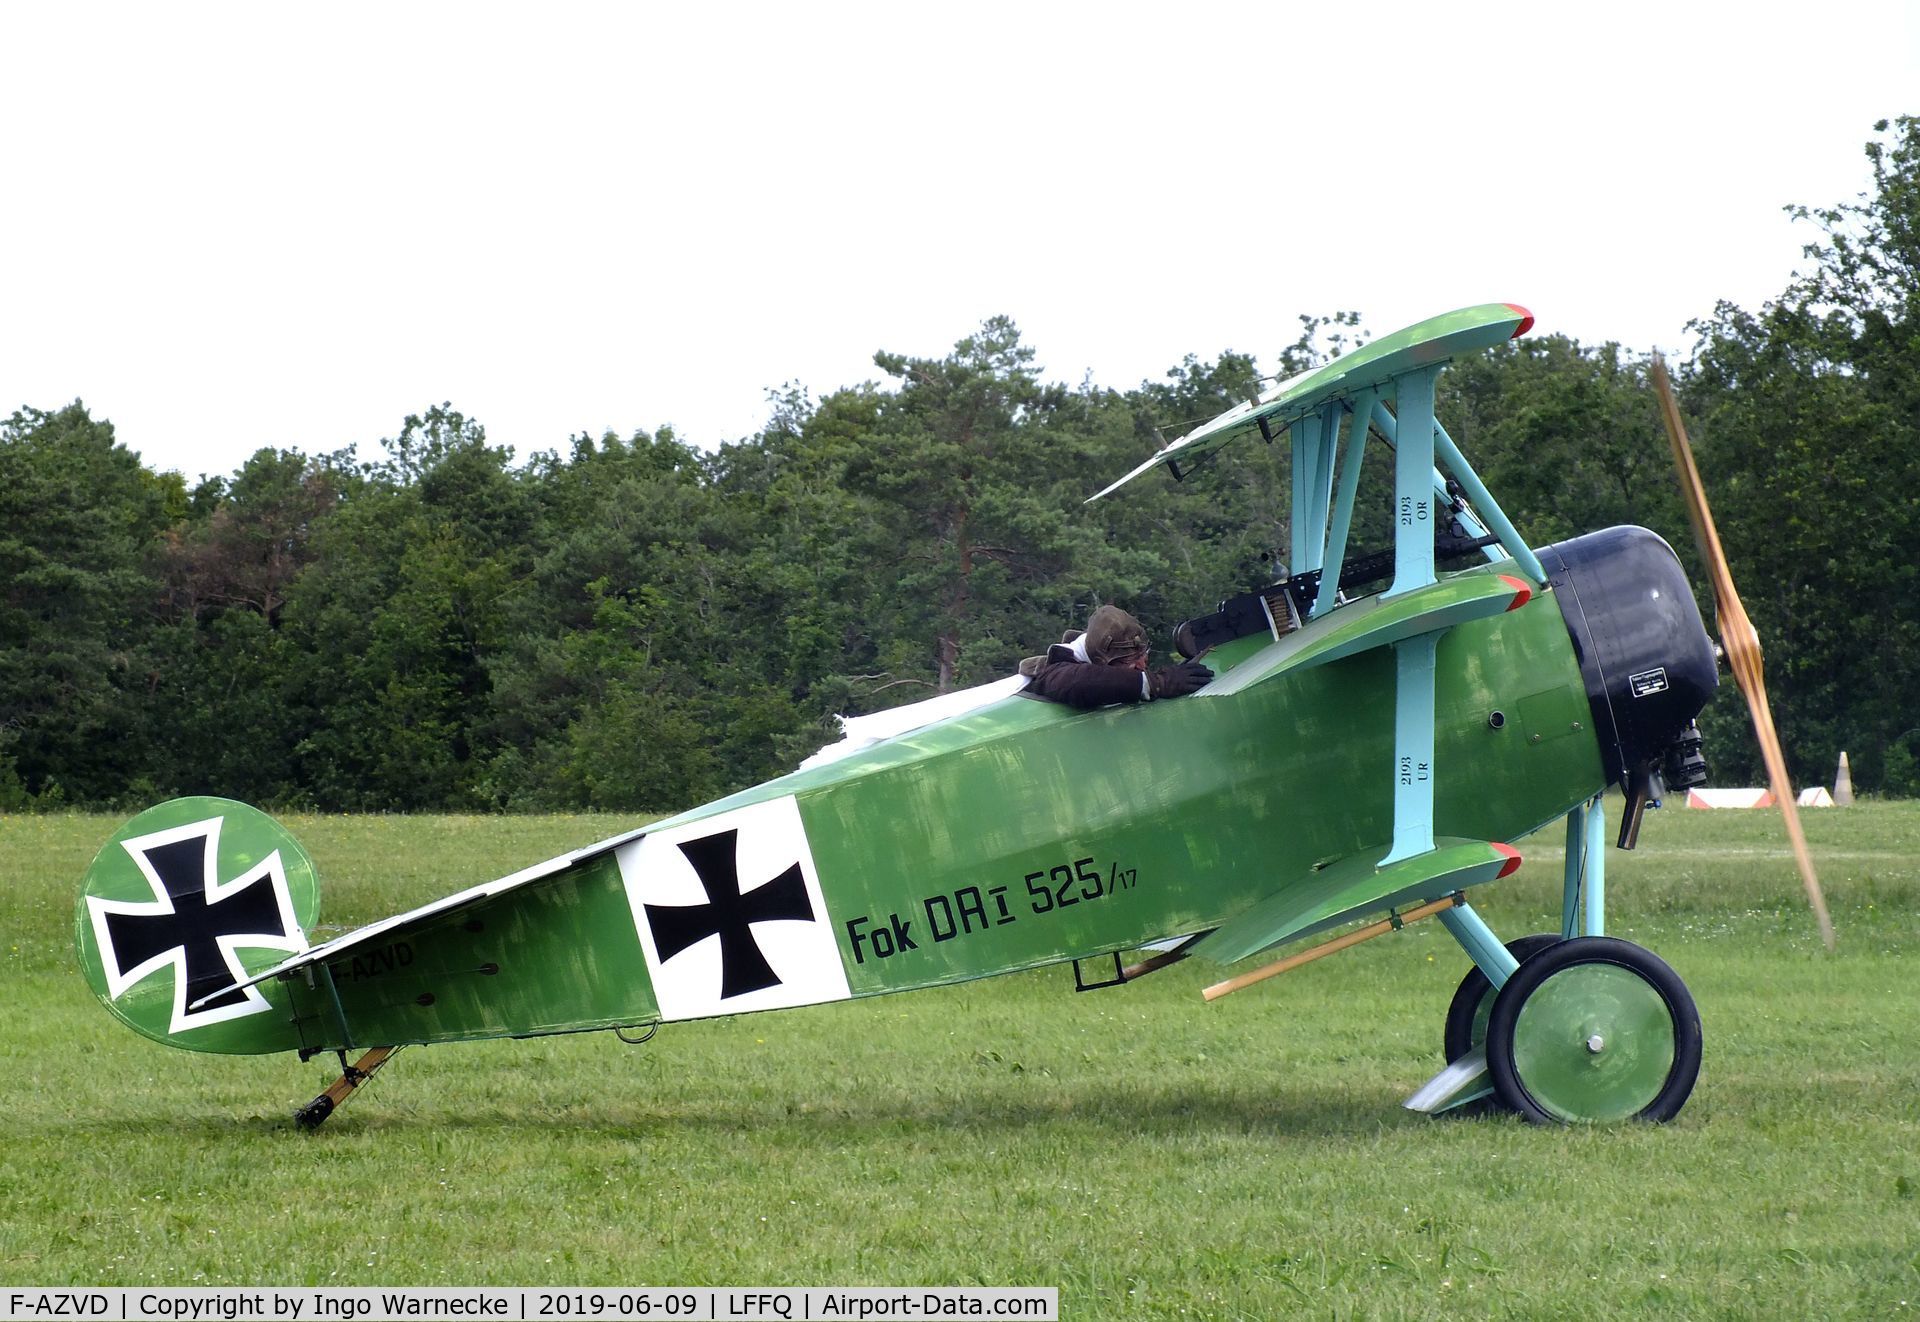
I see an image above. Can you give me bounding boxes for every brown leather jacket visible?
[1020,643,1151,709]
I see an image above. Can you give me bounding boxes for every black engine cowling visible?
[1537,526,1719,787]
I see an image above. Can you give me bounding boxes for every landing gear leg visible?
[1443,933,1563,1064]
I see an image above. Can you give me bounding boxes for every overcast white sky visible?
[3,2,1915,482]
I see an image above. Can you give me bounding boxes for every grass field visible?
[2,802,1917,1319]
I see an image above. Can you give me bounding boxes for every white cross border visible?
[86,816,310,1034]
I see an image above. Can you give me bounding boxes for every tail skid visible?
[294,1046,402,1130]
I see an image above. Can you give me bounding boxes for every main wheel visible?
[1442,933,1561,1063]
[1485,936,1702,1124]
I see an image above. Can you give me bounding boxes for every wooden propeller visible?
[1649,355,1834,950]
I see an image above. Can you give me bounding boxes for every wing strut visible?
[1379,365,1444,864]
[1363,402,1548,587]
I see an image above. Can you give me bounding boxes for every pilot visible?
[1018,605,1214,709]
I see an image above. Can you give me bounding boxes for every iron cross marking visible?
[104,828,292,1012]
[644,828,814,999]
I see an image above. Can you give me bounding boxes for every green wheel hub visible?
[1510,963,1676,1122]
[1485,936,1702,1125]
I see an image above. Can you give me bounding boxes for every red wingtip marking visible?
[1500,575,1532,611]
[1493,842,1523,878]
[1504,304,1535,338]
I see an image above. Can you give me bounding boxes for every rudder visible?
[75,797,318,1054]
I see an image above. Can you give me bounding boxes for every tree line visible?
[4,119,1915,812]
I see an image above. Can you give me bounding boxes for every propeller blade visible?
[1650,356,1835,951]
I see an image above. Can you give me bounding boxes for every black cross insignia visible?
[643,828,814,999]
[103,824,293,1014]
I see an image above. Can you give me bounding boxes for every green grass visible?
[3,803,1917,1318]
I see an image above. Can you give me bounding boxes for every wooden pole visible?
[1202,895,1461,1001]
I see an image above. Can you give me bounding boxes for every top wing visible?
[1088,302,1533,502]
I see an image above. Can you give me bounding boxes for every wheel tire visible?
[1442,933,1562,1063]
[1485,936,1702,1125]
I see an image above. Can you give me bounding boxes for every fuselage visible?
[89,526,1715,1058]
[276,544,1687,1052]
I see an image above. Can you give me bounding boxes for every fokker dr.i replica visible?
[76,304,1830,1127]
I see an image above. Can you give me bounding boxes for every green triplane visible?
[75,304,1727,1126]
